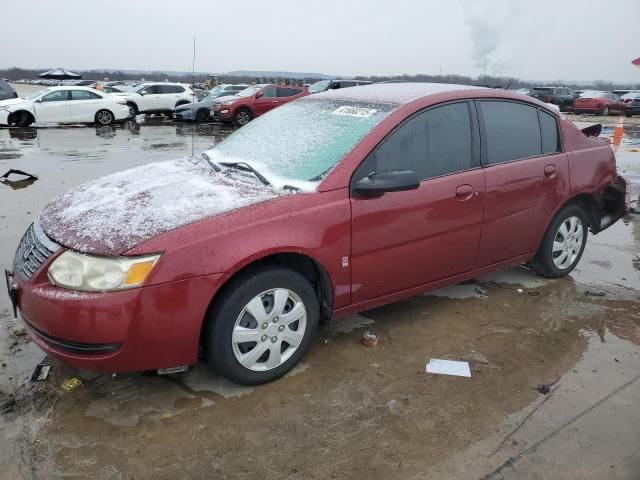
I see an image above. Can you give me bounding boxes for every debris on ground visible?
[537,377,560,395]
[8,328,30,351]
[584,290,607,297]
[426,359,471,377]
[61,378,82,392]
[0,169,38,181]
[361,331,379,347]
[1,394,16,414]
[31,364,51,382]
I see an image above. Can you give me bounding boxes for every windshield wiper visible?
[219,161,271,186]
[201,152,221,172]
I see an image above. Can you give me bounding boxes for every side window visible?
[261,86,276,98]
[141,85,159,94]
[70,90,98,100]
[539,110,561,154]
[357,102,474,181]
[174,85,185,93]
[158,85,177,94]
[479,101,542,165]
[276,87,301,97]
[41,90,69,102]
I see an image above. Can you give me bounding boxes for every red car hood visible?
[39,158,285,255]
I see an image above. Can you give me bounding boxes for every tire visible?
[8,110,34,127]
[625,112,633,118]
[601,106,609,116]
[204,266,319,385]
[195,108,210,123]
[95,109,114,126]
[233,108,253,126]
[529,203,589,278]
[127,103,138,118]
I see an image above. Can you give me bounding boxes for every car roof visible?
[45,86,103,92]
[309,82,485,105]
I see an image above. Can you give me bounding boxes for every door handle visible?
[544,164,557,178]
[455,184,474,200]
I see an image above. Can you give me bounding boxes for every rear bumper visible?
[11,268,227,372]
[593,176,629,233]
[573,108,603,114]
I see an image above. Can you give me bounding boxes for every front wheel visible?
[95,109,114,126]
[601,106,609,116]
[529,204,589,278]
[233,108,253,126]
[195,108,210,123]
[204,266,319,385]
[127,103,138,118]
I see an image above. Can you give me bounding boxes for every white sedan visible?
[0,86,130,127]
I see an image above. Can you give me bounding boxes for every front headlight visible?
[222,100,236,106]
[48,251,160,292]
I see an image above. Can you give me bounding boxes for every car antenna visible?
[191,36,196,158]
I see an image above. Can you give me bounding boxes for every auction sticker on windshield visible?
[331,106,378,118]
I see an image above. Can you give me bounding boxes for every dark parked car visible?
[529,86,576,111]
[622,92,640,117]
[573,91,627,115]
[309,79,373,94]
[6,84,627,385]
[174,85,248,122]
[0,79,18,100]
[211,84,308,126]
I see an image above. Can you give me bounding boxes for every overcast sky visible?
[1,0,639,82]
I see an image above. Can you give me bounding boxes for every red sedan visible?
[572,91,627,115]
[212,83,308,126]
[6,84,628,385]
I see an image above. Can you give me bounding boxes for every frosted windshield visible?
[207,98,396,183]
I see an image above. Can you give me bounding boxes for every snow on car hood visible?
[38,158,285,255]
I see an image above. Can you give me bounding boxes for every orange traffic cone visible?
[612,116,624,151]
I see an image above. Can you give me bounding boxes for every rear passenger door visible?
[350,101,485,303]
[69,90,104,122]
[474,100,569,267]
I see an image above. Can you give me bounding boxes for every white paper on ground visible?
[426,359,471,377]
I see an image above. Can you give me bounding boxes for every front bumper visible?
[113,105,132,121]
[174,109,195,121]
[9,260,227,372]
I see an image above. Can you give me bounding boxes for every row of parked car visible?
[523,86,640,117]
[0,78,374,127]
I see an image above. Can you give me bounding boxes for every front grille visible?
[14,220,60,280]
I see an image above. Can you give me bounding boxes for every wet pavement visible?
[1,89,640,479]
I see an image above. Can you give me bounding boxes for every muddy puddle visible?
[1,113,639,479]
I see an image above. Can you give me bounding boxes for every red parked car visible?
[572,91,627,115]
[211,83,308,126]
[6,84,628,385]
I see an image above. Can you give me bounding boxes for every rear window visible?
[479,101,542,165]
[532,88,553,93]
[539,110,560,154]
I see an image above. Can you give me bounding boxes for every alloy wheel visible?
[236,110,251,125]
[231,288,307,372]
[97,110,113,125]
[552,216,584,270]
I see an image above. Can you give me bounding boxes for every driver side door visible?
[252,85,278,116]
[34,90,72,123]
[350,101,485,303]
[138,85,161,111]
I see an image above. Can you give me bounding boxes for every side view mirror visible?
[354,170,420,196]
[255,91,264,99]
[139,91,146,96]
[35,98,42,103]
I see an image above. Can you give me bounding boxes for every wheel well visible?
[126,101,138,109]
[563,183,625,233]
[567,194,599,228]
[175,100,190,107]
[199,253,333,346]
[234,106,252,116]
[9,110,34,123]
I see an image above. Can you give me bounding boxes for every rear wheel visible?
[529,203,589,278]
[95,109,114,126]
[204,266,319,385]
[234,108,253,126]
